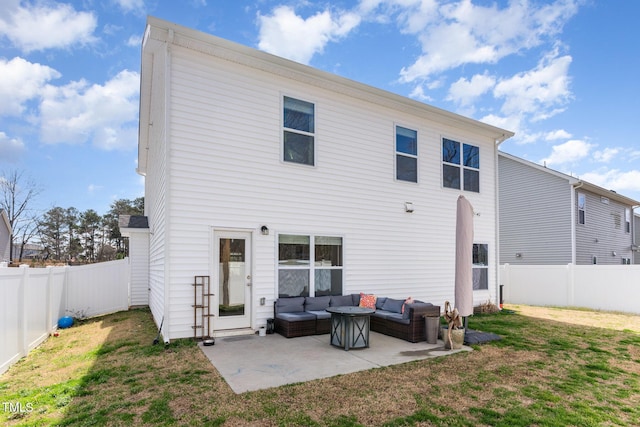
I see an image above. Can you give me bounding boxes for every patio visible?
[199,331,471,393]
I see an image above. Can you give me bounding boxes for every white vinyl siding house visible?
[137,17,514,341]
[499,152,639,266]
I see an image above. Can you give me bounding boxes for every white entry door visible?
[214,231,252,330]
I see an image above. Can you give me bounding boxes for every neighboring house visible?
[135,17,514,341]
[0,209,10,263]
[499,151,639,265]
[12,243,44,261]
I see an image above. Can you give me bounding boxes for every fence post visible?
[46,266,54,335]
[18,265,29,357]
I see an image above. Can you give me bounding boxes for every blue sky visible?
[1,0,639,216]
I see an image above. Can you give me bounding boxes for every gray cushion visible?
[275,312,316,321]
[351,293,360,306]
[275,297,305,313]
[306,310,331,320]
[375,297,387,309]
[382,298,404,314]
[330,295,353,307]
[305,296,331,311]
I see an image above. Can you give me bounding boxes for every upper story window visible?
[625,208,631,233]
[283,96,315,166]
[442,138,480,192]
[577,192,586,225]
[396,126,418,182]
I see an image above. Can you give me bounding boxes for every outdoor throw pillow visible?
[401,297,415,314]
[359,293,377,309]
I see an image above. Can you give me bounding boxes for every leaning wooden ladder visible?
[192,275,213,341]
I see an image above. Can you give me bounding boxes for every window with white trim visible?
[578,192,586,225]
[396,126,417,182]
[625,208,631,233]
[442,138,480,192]
[473,243,488,290]
[283,96,315,165]
[278,234,343,297]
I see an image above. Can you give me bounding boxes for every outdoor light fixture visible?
[260,225,269,235]
[405,202,414,213]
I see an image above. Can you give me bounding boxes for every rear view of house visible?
[499,152,639,265]
[135,17,513,341]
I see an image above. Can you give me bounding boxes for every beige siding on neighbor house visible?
[499,154,574,264]
[140,17,513,340]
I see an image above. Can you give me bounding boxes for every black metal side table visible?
[326,306,375,350]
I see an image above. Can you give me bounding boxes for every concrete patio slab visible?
[199,331,471,393]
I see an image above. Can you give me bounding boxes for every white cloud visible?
[0,57,61,116]
[127,34,142,47]
[592,147,620,163]
[542,139,593,166]
[0,2,97,52]
[545,129,572,141]
[446,72,496,106]
[113,0,145,13]
[0,131,25,162]
[581,169,640,195]
[257,5,361,64]
[39,70,140,150]
[493,49,572,118]
[397,0,579,82]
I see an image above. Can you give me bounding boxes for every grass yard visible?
[1,305,639,426]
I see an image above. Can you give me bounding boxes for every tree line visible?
[2,169,143,265]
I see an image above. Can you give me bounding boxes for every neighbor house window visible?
[577,192,586,225]
[278,234,343,297]
[625,208,631,233]
[473,244,488,290]
[283,96,315,165]
[396,126,417,182]
[442,138,480,192]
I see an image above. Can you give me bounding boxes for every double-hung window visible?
[278,234,343,297]
[442,138,480,192]
[283,96,315,166]
[625,208,631,233]
[472,243,488,290]
[396,126,417,182]
[577,192,586,225]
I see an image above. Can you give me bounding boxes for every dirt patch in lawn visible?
[506,304,640,332]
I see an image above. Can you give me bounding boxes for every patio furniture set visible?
[273,293,441,344]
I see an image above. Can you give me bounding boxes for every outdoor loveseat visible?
[273,294,440,342]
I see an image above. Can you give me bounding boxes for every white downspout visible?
[571,181,584,265]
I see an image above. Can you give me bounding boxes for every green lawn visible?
[1,306,639,426]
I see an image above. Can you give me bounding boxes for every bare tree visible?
[0,170,41,263]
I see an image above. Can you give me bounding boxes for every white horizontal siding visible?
[154,45,501,339]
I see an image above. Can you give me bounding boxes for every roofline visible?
[499,151,640,206]
[138,16,514,172]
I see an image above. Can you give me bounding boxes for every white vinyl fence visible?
[1,259,130,375]
[501,263,640,315]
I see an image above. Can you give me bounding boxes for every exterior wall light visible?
[405,202,414,213]
[260,225,269,235]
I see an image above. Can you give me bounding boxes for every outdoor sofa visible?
[273,293,440,342]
